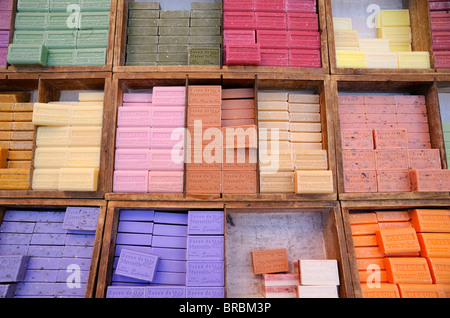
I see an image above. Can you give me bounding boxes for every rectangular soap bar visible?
[296,285,338,298]
[31,169,59,190]
[115,127,151,149]
[152,86,186,106]
[340,130,374,150]
[113,170,148,193]
[260,171,295,193]
[298,259,340,286]
[417,233,450,258]
[114,149,150,171]
[251,248,289,275]
[376,170,411,193]
[152,224,185,237]
[63,207,99,232]
[349,212,377,225]
[186,261,224,287]
[187,236,224,261]
[148,149,184,171]
[67,147,100,168]
[408,149,441,170]
[385,257,432,284]
[294,170,333,194]
[397,283,443,298]
[222,171,257,194]
[148,171,184,194]
[186,170,222,195]
[117,106,151,127]
[33,103,71,126]
[410,209,450,233]
[120,210,154,222]
[0,255,30,283]
[374,149,408,170]
[58,167,98,191]
[376,227,420,255]
[351,223,380,236]
[262,273,299,287]
[151,247,186,261]
[115,249,159,282]
[0,169,30,190]
[426,258,450,284]
[188,211,224,235]
[361,283,400,298]
[373,129,408,149]
[410,169,450,192]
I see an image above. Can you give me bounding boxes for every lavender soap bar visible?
[187,236,224,261]
[186,261,224,287]
[62,207,100,231]
[188,211,224,235]
[0,255,30,283]
[115,249,159,282]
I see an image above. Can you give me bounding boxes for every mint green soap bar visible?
[158,36,190,45]
[47,13,75,30]
[128,10,160,19]
[127,61,157,66]
[79,12,110,30]
[49,0,81,12]
[158,27,190,36]
[444,132,450,140]
[45,30,78,49]
[126,44,158,54]
[126,53,158,63]
[159,10,190,19]
[190,2,222,10]
[15,13,49,31]
[158,19,189,28]
[128,2,160,10]
[77,30,109,48]
[188,46,220,65]
[127,35,158,46]
[442,123,450,133]
[17,0,50,12]
[13,31,46,45]
[80,0,111,12]
[7,44,48,67]
[127,27,158,36]
[157,44,189,53]
[189,27,221,36]
[74,48,106,65]
[190,18,221,27]
[128,19,158,28]
[47,48,76,66]
[190,9,221,19]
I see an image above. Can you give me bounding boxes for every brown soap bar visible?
[186,170,222,195]
[222,170,258,194]
[0,148,8,168]
[0,93,30,103]
[251,248,289,275]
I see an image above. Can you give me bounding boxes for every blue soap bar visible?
[15,283,56,296]
[118,221,154,234]
[57,269,89,283]
[119,209,154,222]
[0,245,29,255]
[106,286,146,298]
[116,233,152,246]
[62,245,93,258]
[111,272,148,284]
[30,233,66,246]
[145,286,186,298]
[188,211,224,235]
[33,222,67,234]
[153,224,187,237]
[55,282,86,296]
[36,211,65,222]
[0,222,36,234]
[186,287,225,298]
[0,255,30,283]
[64,234,95,246]
[115,249,159,282]
[152,235,187,249]
[154,212,188,225]
[0,233,32,245]
[23,269,58,283]
[0,284,16,298]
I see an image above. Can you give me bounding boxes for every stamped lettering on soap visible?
[63,207,100,231]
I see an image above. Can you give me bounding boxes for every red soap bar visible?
[286,0,317,13]
[365,95,396,105]
[255,12,287,30]
[408,149,441,170]
[256,30,289,49]
[397,113,428,123]
[287,31,321,49]
[376,170,411,193]
[342,150,376,170]
[287,13,319,31]
[341,130,374,150]
[374,149,408,170]
[434,51,450,69]
[339,95,364,105]
[223,30,256,47]
[365,113,397,124]
[260,49,289,67]
[430,12,450,32]
[222,170,258,194]
[223,11,256,30]
[223,0,255,11]
[432,32,450,50]
[254,0,286,12]
[225,43,261,66]
[288,49,321,67]
[410,169,450,192]
[373,129,408,149]
[343,170,377,193]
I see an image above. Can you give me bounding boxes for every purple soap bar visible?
[0,221,36,233]
[62,246,93,258]
[119,210,154,222]
[186,261,225,287]
[153,223,187,237]
[36,211,65,222]
[0,255,30,283]
[55,282,87,297]
[64,234,95,247]
[33,222,67,234]
[151,247,186,261]
[23,270,58,283]
[0,30,9,48]
[116,233,153,246]
[0,245,29,255]
[30,233,66,246]
[151,235,187,249]
[0,0,12,11]
[114,245,152,257]
[111,272,149,284]
[28,257,61,270]
[59,258,91,271]
[115,249,159,282]
[0,284,16,298]
[106,286,146,298]
[186,287,225,298]
[145,286,186,298]
[188,211,224,235]
[154,212,188,225]
[158,260,186,273]
[0,233,32,245]
[57,269,89,283]
[0,47,7,67]
[152,271,186,285]
[187,236,225,261]
[0,11,12,30]
[28,246,64,258]
[63,207,100,231]
[15,283,56,297]
[118,221,154,234]
[3,210,38,222]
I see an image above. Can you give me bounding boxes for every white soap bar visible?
[298,260,340,286]
[296,285,339,298]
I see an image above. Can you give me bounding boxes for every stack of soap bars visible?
[113,86,185,194]
[0,0,12,67]
[0,92,34,190]
[258,90,333,194]
[31,91,104,192]
[350,209,450,298]
[0,207,99,298]
[334,9,430,69]
[106,210,225,298]
[222,0,321,67]
[126,1,221,66]
[7,0,110,67]
[429,0,450,69]
[339,94,450,193]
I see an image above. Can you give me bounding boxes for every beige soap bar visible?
[58,168,99,191]
[259,149,294,172]
[69,126,102,147]
[34,147,69,168]
[33,103,72,126]
[289,103,320,113]
[36,127,70,147]
[290,113,321,123]
[288,94,320,104]
[291,143,323,151]
[297,259,340,286]
[32,169,60,190]
[71,106,103,126]
[290,133,322,143]
[78,92,104,102]
[295,170,334,194]
[67,147,101,168]
[259,129,290,141]
[259,121,290,130]
[293,150,328,170]
[260,140,291,152]
[260,171,295,193]
[258,101,289,111]
[258,111,289,122]
[290,123,321,133]
[258,91,288,101]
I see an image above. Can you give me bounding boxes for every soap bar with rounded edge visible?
[343,170,377,193]
[294,170,333,194]
[69,126,102,147]
[341,130,374,150]
[186,171,222,195]
[426,258,450,284]
[222,170,257,194]
[360,283,400,298]
[58,167,98,191]
[117,106,152,127]
[357,258,386,271]
[373,129,408,149]
[376,170,411,192]
[410,209,450,233]
[417,233,450,258]
[410,170,450,192]
[376,227,421,255]
[34,147,68,168]
[385,257,432,284]
[113,170,148,193]
[32,169,60,190]
[376,211,410,223]
[351,223,380,236]
[353,235,378,247]
[32,103,72,126]
[349,212,377,225]
[298,259,340,286]
[397,283,443,298]
[342,150,375,170]
[354,247,384,259]
[148,171,184,194]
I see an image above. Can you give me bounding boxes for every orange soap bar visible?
[342,150,376,170]
[349,212,377,225]
[354,247,384,259]
[222,125,258,149]
[376,210,410,222]
[221,88,254,100]
[426,258,450,284]
[353,235,378,247]
[189,86,222,106]
[341,130,374,150]
[410,170,450,192]
[359,270,388,283]
[378,222,413,230]
[222,108,255,120]
[251,248,289,275]
[374,149,408,170]
[408,149,441,170]
[397,284,443,298]
[410,209,450,233]
[222,99,254,110]
[360,283,400,298]
[373,129,408,149]
[376,227,421,255]
[0,148,8,169]
[357,258,386,271]
[385,257,432,284]
[351,223,380,236]
[376,170,411,193]
[222,170,257,194]
[188,105,221,127]
[185,171,222,195]
[417,233,450,258]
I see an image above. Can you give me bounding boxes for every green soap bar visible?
[128,2,160,10]
[15,13,49,31]
[158,19,189,27]
[444,132,450,140]
[158,36,190,45]
[128,19,158,28]
[77,30,109,48]
[74,48,106,65]
[156,61,186,66]
[157,52,188,63]
[47,48,76,66]
[188,46,220,65]
[190,18,221,27]
[126,44,158,54]
[190,2,222,10]
[189,26,221,36]
[80,0,111,12]
[126,61,157,66]
[127,27,158,36]
[49,0,81,12]
[445,141,450,149]
[47,13,75,30]
[7,44,48,67]
[189,35,221,45]
[190,9,221,19]
[159,10,190,19]
[158,27,190,36]
[442,123,450,132]
[128,9,160,19]
[45,30,78,49]
[127,35,159,46]
[126,53,158,63]
[158,44,189,53]
[17,0,50,12]
[13,31,46,45]
[79,12,110,29]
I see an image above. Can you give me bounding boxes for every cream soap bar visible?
[32,103,72,126]
[32,169,60,190]
[58,168,99,191]
[34,147,68,168]
[294,170,333,194]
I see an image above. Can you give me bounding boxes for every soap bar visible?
[374,149,408,170]
[152,86,186,106]
[67,147,100,168]
[352,235,378,247]
[296,286,338,298]
[376,228,420,255]
[117,106,152,127]
[188,211,224,236]
[341,130,374,150]
[351,223,380,236]
[292,149,327,170]
[262,273,299,286]
[33,103,72,126]
[115,127,151,149]
[385,257,432,284]
[342,150,375,170]
[69,126,102,147]
[361,283,400,298]
[251,248,289,275]
[349,212,377,225]
[186,171,222,195]
[187,236,224,261]
[0,255,30,283]
[149,128,184,150]
[263,285,297,298]
[410,209,450,233]
[376,170,411,192]
[397,284,443,298]
[148,149,184,171]
[186,261,224,287]
[119,210,154,222]
[115,249,159,282]
[113,170,148,193]
[376,211,410,223]
[426,258,450,284]
[32,169,60,190]
[260,171,295,193]
[63,207,99,232]
[373,129,408,149]
[154,212,188,225]
[298,259,340,286]
[58,168,98,191]
[294,170,333,194]
[7,44,48,67]
[354,247,384,259]
[150,247,185,261]
[225,43,261,65]
[148,171,184,194]
[410,170,450,192]
[223,11,255,30]
[222,171,257,194]
[408,149,441,170]
[34,147,68,168]
[417,233,450,258]
[0,169,30,190]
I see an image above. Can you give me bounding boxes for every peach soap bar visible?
[251,249,289,275]
[294,170,333,194]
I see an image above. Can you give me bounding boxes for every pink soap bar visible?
[260,49,289,66]
[113,170,149,193]
[223,0,254,11]
[115,149,151,170]
[286,0,317,13]
[255,12,287,30]
[430,1,450,11]
[431,12,450,32]
[395,95,425,106]
[339,95,364,105]
[397,113,428,123]
[148,171,184,193]
[339,104,365,114]
[0,47,6,67]
[149,149,184,171]
[407,133,431,143]
[122,103,152,107]
[152,86,186,106]
[341,129,374,150]
[117,106,152,127]
[0,0,12,11]
[400,123,429,133]
[365,95,396,105]
[123,93,153,103]
[374,149,409,170]
[343,170,378,193]
[257,30,289,49]
[150,107,185,128]
[116,127,152,149]
[149,128,185,149]
[289,49,321,67]
[434,51,450,69]
[410,169,450,192]
[408,149,442,170]
[223,30,256,47]
[396,103,427,114]
[366,113,397,124]
[222,99,254,110]
[377,170,411,193]
[223,11,256,30]
[433,32,450,50]
[0,11,11,31]
[365,104,397,114]
[373,129,408,149]
[287,13,319,31]
[225,43,261,65]
[254,0,286,12]
[288,31,321,49]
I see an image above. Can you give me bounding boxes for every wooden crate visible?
[0,198,107,298]
[332,75,450,200]
[5,0,117,73]
[326,0,435,75]
[95,200,225,298]
[340,199,450,298]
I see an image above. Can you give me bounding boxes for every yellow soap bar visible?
[0,169,30,190]
[366,52,398,69]
[376,10,410,28]
[0,112,13,122]
[11,131,34,141]
[289,103,320,113]
[336,52,367,69]
[290,113,321,123]
[259,129,290,141]
[294,170,334,194]
[78,92,104,102]
[333,17,352,31]
[290,132,322,143]
[259,121,290,130]
[36,126,70,147]
[13,112,33,122]
[69,126,102,147]
[32,169,60,190]
[259,149,294,172]
[258,101,288,111]
[258,111,289,122]
[258,92,288,102]
[260,172,295,193]
[334,30,359,48]
[78,102,104,107]
[58,167,99,191]
[288,94,320,104]
[397,52,431,69]
[0,93,30,103]
[67,147,101,168]
[358,38,390,52]
[290,123,321,133]
[0,132,11,141]
[293,150,328,170]
[8,161,31,169]
[71,106,103,126]
[0,148,8,168]
[377,27,412,42]
[260,140,292,153]
[32,103,72,126]
[389,43,412,52]
[291,142,323,151]
[34,147,69,169]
